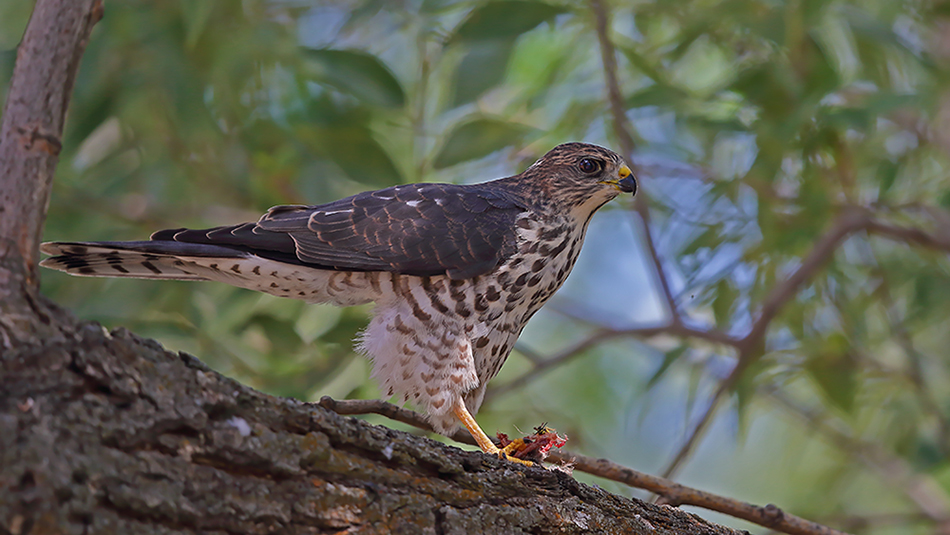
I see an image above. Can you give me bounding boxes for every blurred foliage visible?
[5,0,950,532]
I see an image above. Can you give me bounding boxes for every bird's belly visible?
[469,230,585,382]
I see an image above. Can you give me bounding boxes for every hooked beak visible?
[617,165,637,194]
[602,165,637,195]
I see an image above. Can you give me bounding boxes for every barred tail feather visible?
[39,241,382,306]
[39,241,239,281]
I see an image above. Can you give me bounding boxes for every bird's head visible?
[521,142,637,217]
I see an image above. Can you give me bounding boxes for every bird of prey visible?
[41,142,637,465]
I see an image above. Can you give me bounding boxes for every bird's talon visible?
[501,453,533,466]
[500,439,526,456]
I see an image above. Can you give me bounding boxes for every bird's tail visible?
[39,241,245,281]
[40,240,380,306]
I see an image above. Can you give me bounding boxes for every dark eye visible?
[578,158,602,174]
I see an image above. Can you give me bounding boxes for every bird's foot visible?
[485,443,535,466]
[495,423,567,465]
[453,402,541,466]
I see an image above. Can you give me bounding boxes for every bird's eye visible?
[578,158,602,174]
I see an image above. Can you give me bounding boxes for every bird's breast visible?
[488,214,586,323]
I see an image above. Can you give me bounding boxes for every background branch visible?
[659,208,874,479]
[589,0,680,322]
[765,389,950,527]
[486,320,739,404]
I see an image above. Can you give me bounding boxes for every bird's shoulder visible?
[247,180,532,279]
[261,180,531,228]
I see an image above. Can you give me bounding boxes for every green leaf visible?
[302,48,406,108]
[801,32,840,97]
[432,117,534,168]
[181,0,214,49]
[819,107,870,130]
[452,39,516,106]
[877,159,900,199]
[645,345,688,390]
[843,7,910,52]
[805,335,858,415]
[0,47,15,88]
[618,44,666,83]
[625,84,688,108]
[243,314,303,357]
[420,0,464,12]
[732,64,800,122]
[320,308,370,347]
[318,126,404,186]
[452,1,567,43]
[712,279,737,325]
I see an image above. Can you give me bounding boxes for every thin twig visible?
[660,208,873,479]
[317,396,852,535]
[659,364,740,480]
[866,219,950,253]
[589,0,680,322]
[485,321,740,403]
[485,328,623,402]
[742,208,872,349]
[766,389,950,526]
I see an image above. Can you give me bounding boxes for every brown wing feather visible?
[153,182,528,279]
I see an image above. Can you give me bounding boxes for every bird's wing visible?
[153,182,527,280]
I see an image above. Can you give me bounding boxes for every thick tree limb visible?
[1,323,747,535]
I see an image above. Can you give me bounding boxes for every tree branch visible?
[589,0,680,322]
[741,208,873,351]
[590,0,636,159]
[659,370,737,480]
[660,208,873,479]
[2,323,749,535]
[492,205,950,487]
[0,0,103,288]
[865,219,950,253]
[485,328,624,402]
[583,4,950,490]
[485,320,739,404]
[319,397,851,535]
[765,389,950,527]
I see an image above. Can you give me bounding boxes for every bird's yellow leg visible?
[453,401,533,466]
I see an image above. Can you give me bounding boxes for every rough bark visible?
[1,322,745,535]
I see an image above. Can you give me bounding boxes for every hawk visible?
[41,142,637,465]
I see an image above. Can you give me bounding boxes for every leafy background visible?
[4,1,950,532]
